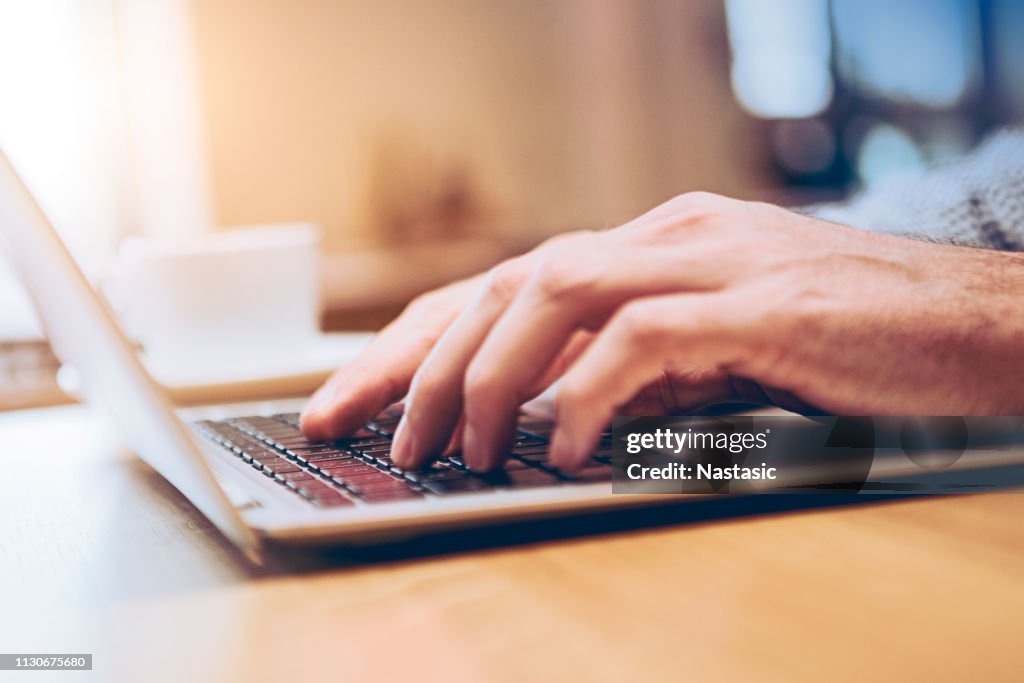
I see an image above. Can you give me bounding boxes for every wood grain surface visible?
[1,405,1021,682]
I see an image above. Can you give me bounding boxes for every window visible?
[0,0,210,341]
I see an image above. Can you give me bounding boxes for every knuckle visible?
[407,287,447,316]
[634,193,728,241]
[402,291,454,334]
[613,300,666,345]
[670,190,718,208]
[403,322,441,357]
[665,191,728,220]
[536,228,596,251]
[482,259,526,304]
[529,256,591,302]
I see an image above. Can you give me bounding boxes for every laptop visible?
[7,149,1024,563]
[0,148,672,562]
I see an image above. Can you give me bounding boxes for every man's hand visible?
[301,192,1024,472]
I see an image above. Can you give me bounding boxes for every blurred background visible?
[2,0,1023,409]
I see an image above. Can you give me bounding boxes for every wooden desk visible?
[2,405,1022,682]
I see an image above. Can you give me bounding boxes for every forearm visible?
[897,245,1024,413]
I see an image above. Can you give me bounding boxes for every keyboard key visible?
[249,449,286,461]
[305,461,358,476]
[304,459,359,474]
[341,438,392,451]
[366,419,399,436]
[320,463,381,479]
[311,492,357,508]
[261,459,302,474]
[360,488,424,502]
[276,471,315,482]
[301,451,356,463]
[421,478,492,496]
[233,450,255,464]
[441,455,469,470]
[403,466,466,483]
[321,460,381,472]
[488,468,562,488]
[256,428,301,440]
[275,441,321,452]
[335,470,397,485]
[285,446,345,459]
[349,479,415,495]
[357,444,393,455]
[295,481,337,498]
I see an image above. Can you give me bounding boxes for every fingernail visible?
[391,419,415,468]
[463,422,492,472]
[548,429,577,472]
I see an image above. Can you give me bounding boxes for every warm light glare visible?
[0,0,126,268]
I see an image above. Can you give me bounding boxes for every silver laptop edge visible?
[0,148,261,560]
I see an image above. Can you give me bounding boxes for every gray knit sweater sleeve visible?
[803,127,1024,250]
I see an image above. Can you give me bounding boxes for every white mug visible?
[112,223,321,372]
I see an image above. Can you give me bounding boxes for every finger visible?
[391,257,532,468]
[300,348,419,440]
[460,294,576,471]
[530,329,594,393]
[442,414,466,457]
[300,278,478,439]
[548,292,754,471]
[461,245,716,470]
[394,232,598,469]
[455,331,590,461]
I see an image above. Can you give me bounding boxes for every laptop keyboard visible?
[193,408,613,508]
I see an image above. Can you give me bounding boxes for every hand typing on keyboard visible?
[300,192,1024,472]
